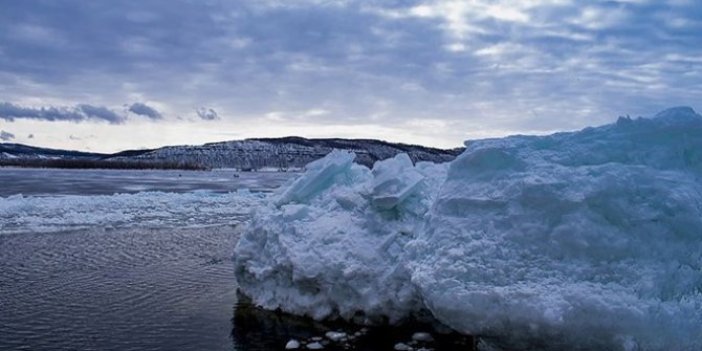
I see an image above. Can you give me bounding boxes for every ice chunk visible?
[324,331,346,341]
[235,151,443,323]
[371,153,425,210]
[276,149,355,206]
[285,339,300,349]
[234,107,702,351]
[306,341,324,349]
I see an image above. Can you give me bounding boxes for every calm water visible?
[0,226,239,350]
[0,168,474,350]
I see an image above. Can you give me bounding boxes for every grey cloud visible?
[196,107,219,120]
[28,133,34,139]
[1,130,15,141]
[0,102,126,124]
[0,0,700,137]
[128,102,162,119]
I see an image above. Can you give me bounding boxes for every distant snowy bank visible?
[234,107,702,351]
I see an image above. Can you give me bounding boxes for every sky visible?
[0,0,701,152]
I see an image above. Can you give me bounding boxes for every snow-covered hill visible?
[0,143,106,160]
[106,137,462,170]
[1,137,462,170]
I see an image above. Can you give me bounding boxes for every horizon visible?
[1,1,701,153]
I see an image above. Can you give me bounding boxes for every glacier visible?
[234,107,702,351]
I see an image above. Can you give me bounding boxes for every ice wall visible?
[234,107,702,350]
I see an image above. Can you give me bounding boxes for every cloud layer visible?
[0,102,125,123]
[0,0,700,151]
[0,130,15,141]
[128,103,162,119]
[196,107,219,120]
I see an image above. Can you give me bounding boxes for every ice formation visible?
[234,107,702,351]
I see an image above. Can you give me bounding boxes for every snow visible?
[234,107,702,351]
[0,190,265,234]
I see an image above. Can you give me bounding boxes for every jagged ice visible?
[234,107,702,351]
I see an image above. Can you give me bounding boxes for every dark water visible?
[0,226,240,351]
[0,226,476,351]
[0,168,294,197]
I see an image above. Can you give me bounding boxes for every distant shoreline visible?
[0,159,208,171]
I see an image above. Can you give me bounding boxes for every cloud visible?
[196,107,219,120]
[0,130,15,141]
[0,0,700,150]
[28,133,34,139]
[128,102,163,119]
[0,102,125,124]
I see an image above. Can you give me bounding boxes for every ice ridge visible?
[234,107,702,351]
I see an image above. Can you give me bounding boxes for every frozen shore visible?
[234,107,702,351]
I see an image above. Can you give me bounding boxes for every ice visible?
[325,331,346,341]
[235,152,446,323]
[234,107,702,350]
[0,191,265,234]
[285,339,301,349]
[371,153,425,210]
[276,149,356,206]
[306,341,323,349]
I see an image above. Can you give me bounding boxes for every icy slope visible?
[233,107,702,350]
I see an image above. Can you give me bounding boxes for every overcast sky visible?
[1,0,700,152]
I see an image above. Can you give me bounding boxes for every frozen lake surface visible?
[0,168,296,234]
[0,167,294,197]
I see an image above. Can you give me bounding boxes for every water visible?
[0,168,474,350]
[0,168,290,350]
[0,226,239,351]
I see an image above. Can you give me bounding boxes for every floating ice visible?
[285,339,300,349]
[0,190,264,234]
[234,107,702,351]
[324,331,346,341]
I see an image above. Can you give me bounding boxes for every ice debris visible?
[306,341,324,349]
[285,339,301,349]
[324,331,346,342]
[235,107,702,351]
